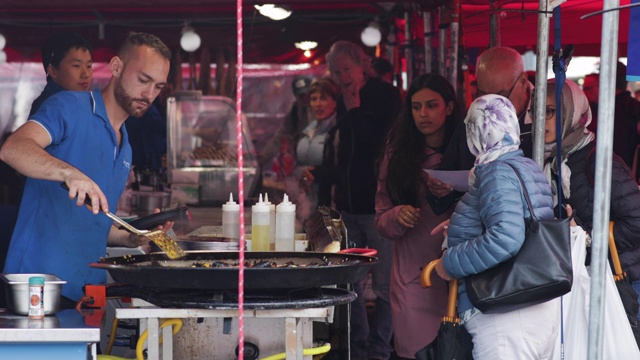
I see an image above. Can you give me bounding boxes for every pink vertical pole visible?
[236,0,245,358]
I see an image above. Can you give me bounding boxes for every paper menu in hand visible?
[423,169,470,192]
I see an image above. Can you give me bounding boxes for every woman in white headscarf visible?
[542,79,640,318]
[434,94,559,359]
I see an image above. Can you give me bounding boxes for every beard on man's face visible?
[114,77,151,118]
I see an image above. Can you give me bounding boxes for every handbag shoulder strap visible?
[503,162,538,220]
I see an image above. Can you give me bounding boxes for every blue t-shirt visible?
[4,90,132,301]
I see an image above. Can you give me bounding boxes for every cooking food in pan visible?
[90,251,377,290]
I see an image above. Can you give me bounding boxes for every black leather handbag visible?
[465,163,573,313]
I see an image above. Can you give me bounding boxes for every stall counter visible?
[0,309,99,359]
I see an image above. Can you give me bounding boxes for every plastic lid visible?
[222,193,240,211]
[263,193,276,210]
[29,276,45,286]
[264,193,271,204]
[252,194,270,212]
[276,194,296,212]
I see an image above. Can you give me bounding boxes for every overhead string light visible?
[180,25,201,52]
[361,22,382,47]
[295,41,317,59]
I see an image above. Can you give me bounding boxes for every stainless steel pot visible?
[135,192,166,215]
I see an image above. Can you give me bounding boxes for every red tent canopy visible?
[0,0,631,62]
[461,0,631,56]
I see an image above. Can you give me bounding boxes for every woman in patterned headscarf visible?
[542,79,640,318]
[433,94,559,359]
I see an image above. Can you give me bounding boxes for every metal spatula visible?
[61,183,186,259]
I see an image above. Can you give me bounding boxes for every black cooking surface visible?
[106,285,356,310]
[92,251,376,291]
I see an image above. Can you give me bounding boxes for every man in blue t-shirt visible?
[0,32,172,304]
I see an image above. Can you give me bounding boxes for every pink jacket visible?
[375,148,455,358]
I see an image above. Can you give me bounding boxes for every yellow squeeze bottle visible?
[251,194,271,251]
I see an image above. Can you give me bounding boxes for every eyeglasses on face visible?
[477,74,521,99]
[528,107,556,120]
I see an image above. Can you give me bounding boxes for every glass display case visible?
[167,94,258,205]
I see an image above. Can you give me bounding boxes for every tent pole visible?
[588,1,619,359]
[449,0,460,93]
[404,10,413,82]
[438,6,447,76]
[423,11,432,74]
[489,0,501,47]
[532,1,550,167]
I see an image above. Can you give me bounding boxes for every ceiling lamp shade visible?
[361,24,382,47]
[295,41,318,51]
[255,4,292,21]
[180,27,201,52]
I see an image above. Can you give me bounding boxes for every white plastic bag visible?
[553,227,640,359]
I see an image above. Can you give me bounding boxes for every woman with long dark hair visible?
[375,73,461,359]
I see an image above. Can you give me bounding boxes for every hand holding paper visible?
[423,169,470,192]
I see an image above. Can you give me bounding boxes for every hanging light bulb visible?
[180,26,201,52]
[304,50,311,58]
[0,33,6,50]
[361,23,382,47]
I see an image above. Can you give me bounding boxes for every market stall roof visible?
[0,0,631,63]
[461,0,631,56]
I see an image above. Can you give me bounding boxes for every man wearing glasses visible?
[427,47,533,213]
[439,46,533,172]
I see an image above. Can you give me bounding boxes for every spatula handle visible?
[61,182,142,235]
[60,182,93,207]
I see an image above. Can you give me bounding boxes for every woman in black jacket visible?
[542,79,640,318]
[325,40,401,360]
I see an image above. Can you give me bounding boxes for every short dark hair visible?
[41,32,93,73]
[118,32,171,61]
[616,61,628,91]
[371,57,393,77]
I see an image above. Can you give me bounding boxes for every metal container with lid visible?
[1,274,66,316]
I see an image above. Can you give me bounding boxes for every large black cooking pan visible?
[90,251,377,290]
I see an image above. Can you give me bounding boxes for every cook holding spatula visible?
[0,32,173,308]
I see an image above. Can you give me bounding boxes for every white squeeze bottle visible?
[275,194,296,251]
[222,193,240,240]
[251,194,271,251]
[264,193,276,250]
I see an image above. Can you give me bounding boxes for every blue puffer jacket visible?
[443,150,554,313]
